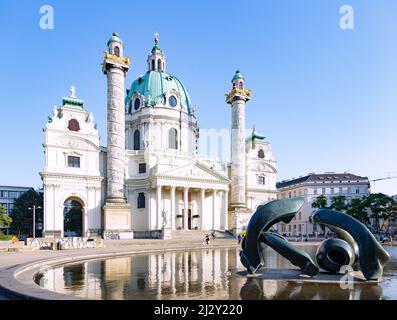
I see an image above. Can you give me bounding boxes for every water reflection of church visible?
[40,247,383,300]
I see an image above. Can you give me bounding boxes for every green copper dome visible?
[107,32,123,46]
[232,70,245,81]
[126,71,192,114]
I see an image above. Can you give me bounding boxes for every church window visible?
[137,193,145,209]
[134,130,140,150]
[239,82,244,89]
[151,59,155,71]
[257,175,265,185]
[158,59,162,72]
[169,96,177,108]
[114,46,120,57]
[169,128,178,149]
[139,163,146,174]
[134,98,140,110]
[258,149,265,158]
[68,119,80,132]
[67,156,80,168]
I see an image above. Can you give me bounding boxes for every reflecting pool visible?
[35,245,397,300]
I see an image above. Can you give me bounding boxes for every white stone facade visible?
[40,34,278,238]
[40,95,103,237]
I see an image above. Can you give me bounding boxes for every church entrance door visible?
[63,197,83,237]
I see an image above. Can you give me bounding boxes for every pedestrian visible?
[205,234,210,245]
[211,230,216,239]
[237,234,242,245]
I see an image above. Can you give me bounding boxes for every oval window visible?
[169,96,177,108]
[134,98,140,110]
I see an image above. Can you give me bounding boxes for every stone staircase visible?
[171,230,235,241]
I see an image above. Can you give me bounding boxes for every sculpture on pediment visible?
[87,112,94,124]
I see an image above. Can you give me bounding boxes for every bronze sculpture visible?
[240,199,390,281]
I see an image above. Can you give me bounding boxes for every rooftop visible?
[276,173,369,189]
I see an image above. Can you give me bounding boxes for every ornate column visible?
[102,32,133,239]
[200,188,205,230]
[157,185,162,230]
[170,186,176,230]
[226,71,251,210]
[212,189,217,230]
[184,187,189,230]
[223,191,229,230]
[226,71,252,235]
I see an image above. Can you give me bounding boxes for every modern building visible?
[276,173,370,237]
[0,185,33,234]
[40,33,277,239]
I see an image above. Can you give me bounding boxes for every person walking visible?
[237,234,242,245]
[205,234,210,245]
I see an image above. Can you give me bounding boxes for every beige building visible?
[276,173,370,237]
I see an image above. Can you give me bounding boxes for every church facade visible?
[40,33,277,239]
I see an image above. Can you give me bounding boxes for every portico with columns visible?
[151,183,229,232]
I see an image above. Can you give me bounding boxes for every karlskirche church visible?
[40,33,277,239]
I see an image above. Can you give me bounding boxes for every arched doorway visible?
[63,197,84,237]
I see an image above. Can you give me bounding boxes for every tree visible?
[9,189,43,237]
[311,195,329,209]
[364,193,394,234]
[346,197,368,224]
[0,205,12,228]
[330,196,348,212]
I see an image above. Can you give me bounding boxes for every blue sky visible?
[0,0,396,194]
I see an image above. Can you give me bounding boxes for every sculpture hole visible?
[327,249,347,265]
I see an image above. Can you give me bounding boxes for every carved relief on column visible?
[107,69,126,199]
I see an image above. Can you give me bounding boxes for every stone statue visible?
[87,112,94,124]
[70,85,76,98]
[52,106,58,118]
[162,210,168,227]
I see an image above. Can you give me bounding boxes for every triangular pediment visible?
[157,160,229,183]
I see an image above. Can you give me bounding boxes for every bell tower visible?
[102,32,134,239]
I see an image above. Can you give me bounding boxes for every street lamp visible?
[28,205,42,238]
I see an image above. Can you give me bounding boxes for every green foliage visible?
[9,189,43,237]
[330,196,348,212]
[0,205,12,228]
[363,193,397,233]
[311,195,329,209]
[346,197,368,223]
[311,193,397,234]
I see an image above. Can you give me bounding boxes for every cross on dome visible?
[154,32,159,45]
